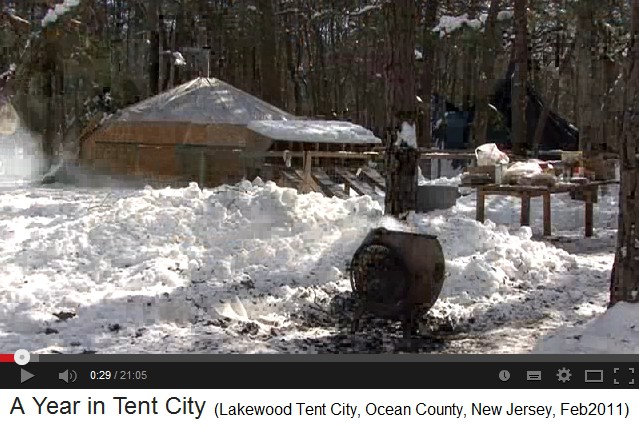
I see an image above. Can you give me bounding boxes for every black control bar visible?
[3,362,637,389]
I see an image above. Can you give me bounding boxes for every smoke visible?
[0,126,47,185]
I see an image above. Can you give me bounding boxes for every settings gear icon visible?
[557,367,572,383]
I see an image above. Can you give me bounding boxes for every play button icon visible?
[20,369,34,384]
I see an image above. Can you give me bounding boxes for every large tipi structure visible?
[81,77,293,186]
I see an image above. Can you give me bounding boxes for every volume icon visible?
[59,369,78,383]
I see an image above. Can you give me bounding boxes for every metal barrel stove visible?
[350,227,446,337]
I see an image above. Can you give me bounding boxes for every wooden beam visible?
[334,167,376,196]
[280,170,302,189]
[312,168,348,198]
[301,151,313,193]
[242,149,477,161]
[358,166,386,191]
[294,166,320,193]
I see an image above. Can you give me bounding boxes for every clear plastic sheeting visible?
[248,119,382,144]
[111,77,294,125]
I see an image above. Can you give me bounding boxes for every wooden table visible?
[468,180,618,237]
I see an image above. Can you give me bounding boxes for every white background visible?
[1,388,637,425]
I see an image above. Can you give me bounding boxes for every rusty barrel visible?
[350,227,446,319]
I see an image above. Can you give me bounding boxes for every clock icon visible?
[499,370,511,382]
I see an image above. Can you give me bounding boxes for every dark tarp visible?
[491,63,579,151]
[431,63,579,153]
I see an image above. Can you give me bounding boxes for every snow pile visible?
[408,212,580,327]
[395,122,417,148]
[248,120,381,145]
[0,177,620,353]
[42,0,81,27]
[533,302,639,354]
[0,181,383,353]
[433,10,513,37]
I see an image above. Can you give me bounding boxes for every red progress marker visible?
[0,354,15,363]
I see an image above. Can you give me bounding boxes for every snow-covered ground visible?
[0,174,633,354]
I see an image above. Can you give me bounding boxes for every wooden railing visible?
[241,149,477,197]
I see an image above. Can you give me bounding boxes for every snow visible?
[350,4,382,16]
[433,10,513,37]
[433,14,472,37]
[0,171,628,353]
[172,51,186,66]
[248,120,381,145]
[112,77,293,125]
[41,0,81,28]
[395,121,417,148]
[534,303,639,354]
[41,9,58,27]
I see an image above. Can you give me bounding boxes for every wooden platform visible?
[279,166,386,199]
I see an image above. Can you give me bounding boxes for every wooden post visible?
[134,144,141,175]
[520,192,531,226]
[199,149,206,188]
[302,151,312,193]
[584,189,594,237]
[476,189,486,222]
[543,191,551,236]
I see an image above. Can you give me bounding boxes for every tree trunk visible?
[383,0,418,218]
[532,41,575,155]
[472,0,501,148]
[258,0,281,107]
[419,0,439,149]
[148,0,160,96]
[511,0,528,156]
[168,21,177,90]
[576,3,595,154]
[42,33,58,167]
[610,0,639,306]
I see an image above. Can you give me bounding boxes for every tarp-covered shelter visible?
[491,63,579,152]
[81,77,294,186]
[429,64,579,153]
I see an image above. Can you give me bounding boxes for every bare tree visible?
[419,0,439,149]
[472,0,501,148]
[511,0,528,155]
[147,0,161,96]
[259,0,281,108]
[610,0,639,306]
[575,1,596,154]
[383,0,418,218]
